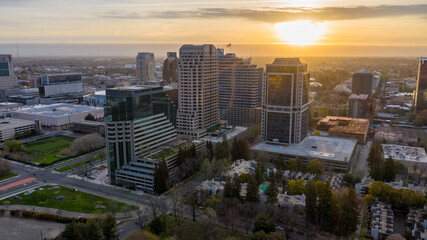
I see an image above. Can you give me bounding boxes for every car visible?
[276,226,284,231]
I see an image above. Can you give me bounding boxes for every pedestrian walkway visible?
[0,205,141,219]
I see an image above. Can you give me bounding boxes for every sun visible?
[275,20,328,45]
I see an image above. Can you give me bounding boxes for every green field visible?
[0,173,17,181]
[25,136,74,164]
[1,185,138,214]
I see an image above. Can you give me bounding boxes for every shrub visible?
[77,217,87,223]
[34,213,59,221]
[22,211,35,218]
[56,216,72,223]
[10,210,21,217]
[149,216,165,235]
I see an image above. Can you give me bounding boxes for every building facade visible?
[163,52,179,84]
[0,54,20,100]
[176,44,219,139]
[349,94,371,119]
[105,86,177,185]
[218,52,262,126]
[136,52,156,83]
[352,70,374,96]
[38,73,83,97]
[261,58,310,144]
[415,57,427,112]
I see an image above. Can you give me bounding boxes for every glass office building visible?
[105,86,177,184]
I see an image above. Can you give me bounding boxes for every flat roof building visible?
[251,135,357,171]
[11,103,103,130]
[317,116,369,143]
[415,57,427,112]
[0,118,37,142]
[382,144,427,168]
[349,94,371,120]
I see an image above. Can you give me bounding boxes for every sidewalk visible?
[0,205,140,219]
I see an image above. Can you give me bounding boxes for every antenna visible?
[16,42,20,62]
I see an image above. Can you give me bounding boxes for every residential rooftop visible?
[251,136,357,162]
[349,94,369,100]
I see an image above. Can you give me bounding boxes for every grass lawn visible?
[0,173,18,181]
[1,185,138,214]
[25,136,74,164]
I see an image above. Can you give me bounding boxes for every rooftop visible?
[13,103,102,117]
[0,118,35,130]
[270,58,302,66]
[349,94,369,100]
[252,136,357,162]
[382,144,427,163]
[318,116,369,135]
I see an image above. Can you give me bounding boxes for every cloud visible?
[99,4,427,23]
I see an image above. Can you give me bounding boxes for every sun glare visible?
[275,20,327,45]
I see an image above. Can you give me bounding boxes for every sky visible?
[2,0,427,56]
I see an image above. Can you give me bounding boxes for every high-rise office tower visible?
[136,52,156,83]
[105,86,177,186]
[349,94,371,119]
[163,52,179,84]
[261,58,310,144]
[218,52,261,126]
[0,54,20,100]
[176,44,219,139]
[415,57,427,112]
[352,70,374,96]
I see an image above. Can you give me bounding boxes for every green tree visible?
[80,219,103,240]
[305,180,317,224]
[253,214,276,234]
[232,174,242,199]
[153,159,170,194]
[367,143,385,180]
[383,156,396,182]
[287,179,306,195]
[58,220,83,240]
[342,173,361,187]
[286,159,298,171]
[274,156,286,170]
[223,175,234,198]
[255,162,264,185]
[307,159,324,175]
[149,216,165,235]
[246,174,259,202]
[316,181,336,231]
[102,215,118,240]
[265,171,278,203]
[85,113,95,121]
[336,187,360,236]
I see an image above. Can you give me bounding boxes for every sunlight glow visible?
[275,20,328,45]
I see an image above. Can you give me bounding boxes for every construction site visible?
[317,116,370,143]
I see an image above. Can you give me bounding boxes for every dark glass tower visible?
[416,58,427,112]
[261,58,310,144]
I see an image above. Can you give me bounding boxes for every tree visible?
[85,113,96,121]
[223,175,234,198]
[305,180,317,224]
[239,202,259,233]
[287,179,305,195]
[342,173,361,187]
[307,159,324,175]
[58,220,82,240]
[364,194,376,206]
[153,159,170,194]
[0,159,11,178]
[255,162,264,185]
[336,187,360,237]
[286,159,298,171]
[265,171,278,203]
[206,141,214,160]
[316,181,336,231]
[231,138,250,161]
[149,216,165,235]
[275,156,286,170]
[383,156,396,182]
[101,215,118,240]
[200,159,212,180]
[232,174,242,199]
[80,219,103,240]
[246,174,260,202]
[253,214,276,234]
[70,133,105,155]
[367,143,385,180]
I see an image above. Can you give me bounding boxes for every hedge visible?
[56,216,72,223]
[34,212,59,221]
[22,211,35,218]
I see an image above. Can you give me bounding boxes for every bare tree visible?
[0,159,11,177]
[170,189,184,225]
[157,196,170,233]
[238,202,259,233]
[136,207,147,230]
[108,201,118,219]
[199,207,217,240]
[146,195,160,220]
[70,133,105,155]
